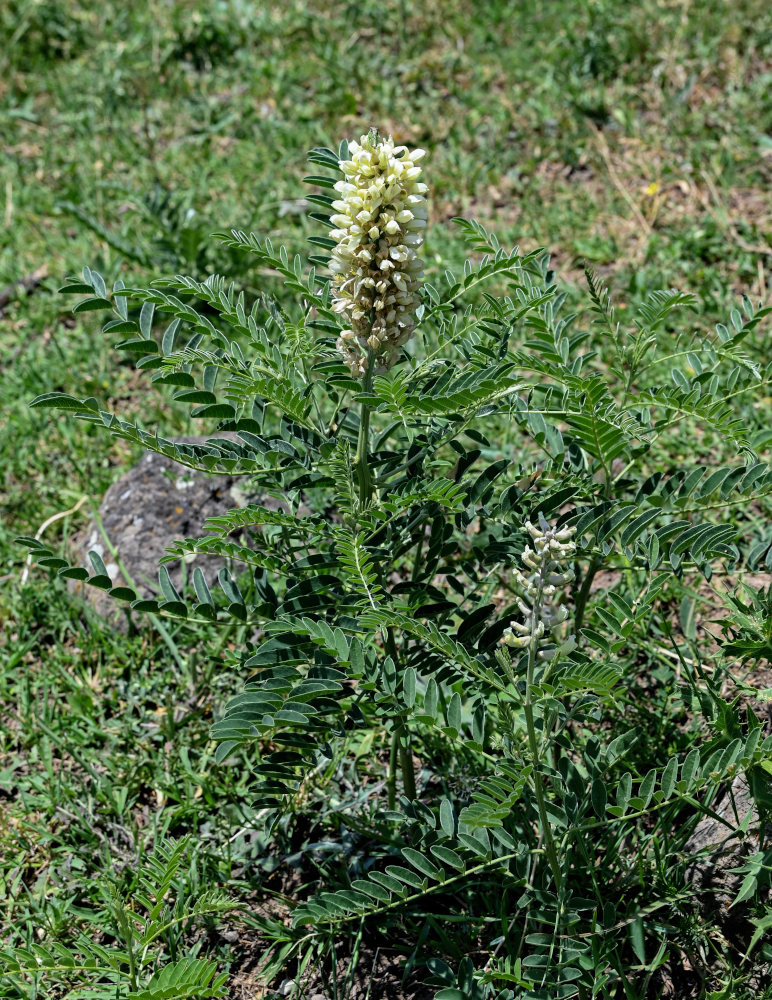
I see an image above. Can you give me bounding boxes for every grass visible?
[2,0,772,997]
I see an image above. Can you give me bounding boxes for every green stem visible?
[400,740,417,801]
[524,679,562,893]
[384,626,418,804]
[411,529,425,581]
[356,352,375,506]
[113,902,139,991]
[574,555,600,631]
[386,724,417,806]
[387,730,399,810]
[523,582,563,895]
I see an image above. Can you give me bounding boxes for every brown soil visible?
[228,931,433,1000]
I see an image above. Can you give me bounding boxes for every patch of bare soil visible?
[505,130,770,299]
[228,933,433,1000]
[649,958,707,999]
[225,888,434,1000]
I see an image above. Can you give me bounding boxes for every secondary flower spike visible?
[329,131,428,378]
[502,516,577,660]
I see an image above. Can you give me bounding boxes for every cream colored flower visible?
[329,131,427,378]
[502,517,576,659]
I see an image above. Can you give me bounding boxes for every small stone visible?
[68,437,245,626]
[684,773,767,913]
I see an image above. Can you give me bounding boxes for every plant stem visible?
[411,529,425,581]
[524,665,562,892]
[523,577,563,895]
[387,730,398,810]
[400,740,417,801]
[114,901,139,991]
[387,725,417,805]
[384,626,417,803]
[574,555,600,631]
[356,352,375,505]
[357,345,415,807]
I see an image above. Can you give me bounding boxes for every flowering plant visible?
[329,130,427,376]
[20,133,772,998]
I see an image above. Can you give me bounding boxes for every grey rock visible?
[69,440,248,623]
[684,774,765,911]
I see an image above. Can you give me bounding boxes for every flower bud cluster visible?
[329,132,427,378]
[502,516,577,660]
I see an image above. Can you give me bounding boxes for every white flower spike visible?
[330,131,427,378]
[502,515,577,660]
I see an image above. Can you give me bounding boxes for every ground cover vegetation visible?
[2,1,772,997]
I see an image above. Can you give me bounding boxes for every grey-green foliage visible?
[21,148,772,997]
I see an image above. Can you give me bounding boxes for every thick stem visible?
[574,555,600,631]
[387,729,399,810]
[523,687,562,894]
[384,626,418,804]
[411,529,425,582]
[355,352,375,506]
[523,576,563,895]
[400,741,417,801]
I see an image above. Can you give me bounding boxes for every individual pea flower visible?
[328,130,428,378]
[501,515,577,660]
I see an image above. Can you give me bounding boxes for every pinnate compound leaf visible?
[127,957,227,999]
